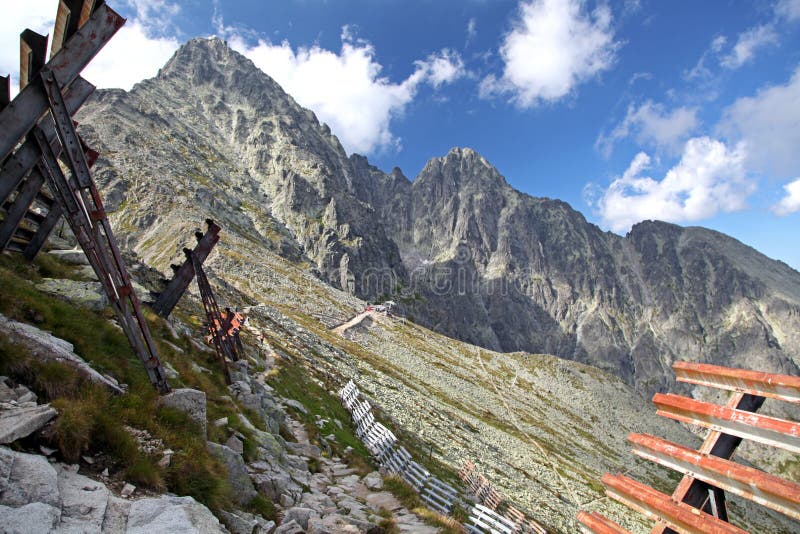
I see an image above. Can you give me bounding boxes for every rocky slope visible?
[75,37,800,404]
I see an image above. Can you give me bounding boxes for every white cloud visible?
[480,0,618,107]
[718,67,800,177]
[466,18,477,46]
[82,21,179,91]
[0,0,55,93]
[415,49,466,89]
[772,178,800,215]
[229,29,465,155]
[591,137,753,232]
[0,0,180,94]
[720,24,778,69]
[597,101,699,157]
[776,0,800,21]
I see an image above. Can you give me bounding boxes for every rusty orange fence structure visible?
[577,361,800,533]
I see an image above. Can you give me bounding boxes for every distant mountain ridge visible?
[76,37,800,398]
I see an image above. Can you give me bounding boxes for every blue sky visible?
[6,1,800,269]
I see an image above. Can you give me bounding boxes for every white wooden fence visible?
[338,380,549,533]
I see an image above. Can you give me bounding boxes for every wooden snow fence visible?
[577,361,800,534]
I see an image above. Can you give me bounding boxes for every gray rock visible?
[101,496,132,532]
[283,399,308,415]
[48,248,90,265]
[362,471,383,491]
[126,494,226,533]
[0,378,15,402]
[36,278,108,311]
[0,502,60,533]
[274,519,304,534]
[56,466,109,531]
[159,388,207,438]
[282,507,318,530]
[0,447,60,507]
[219,509,259,534]
[207,442,256,505]
[225,435,244,455]
[285,441,320,459]
[0,315,124,393]
[0,404,57,444]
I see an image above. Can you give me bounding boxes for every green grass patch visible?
[0,253,237,511]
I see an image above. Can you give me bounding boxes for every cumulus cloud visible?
[480,0,619,107]
[772,178,800,215]
[82,21,180,91]
[719,67,800,177]
[590,137,753,232]
[229,28,465,155]
[596,101,699,157]
[720,24,778,69]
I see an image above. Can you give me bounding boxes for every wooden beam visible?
[673,361,800,403]
[603,474,748,534]
[576,511,631,534]
[653,393,800,454]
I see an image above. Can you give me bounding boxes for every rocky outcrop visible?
[0,315,125,393]
[0,404,57,444]
[0,446,226,533]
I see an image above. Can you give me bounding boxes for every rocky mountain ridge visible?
[75,36,800,401]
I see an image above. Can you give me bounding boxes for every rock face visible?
[0,446,226,532]
[77,37,800,398]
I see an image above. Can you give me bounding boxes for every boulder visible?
[0,404,57,444]
[0,315,124,393]
[219,509,258,534]
[362,471,383,491]
[282,506,318,530]
[274,519,304,534]
[285,441,321,459]
[159,388,206,438]
[225,435,244,455]
[0,502,60,534]
[126,494,226,533]
[207,442,257,505]
[56,466,109,531]
[48,248,90,265]
[0,447,60,508]
[35,278,107,311]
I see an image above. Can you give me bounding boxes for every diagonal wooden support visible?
[29,66,170,394]
[152,219,221,317]
[51,0,99,58]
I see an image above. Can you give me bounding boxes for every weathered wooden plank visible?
[653,393,800,453]
[673,361,800,403]
[604,474,748,534]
